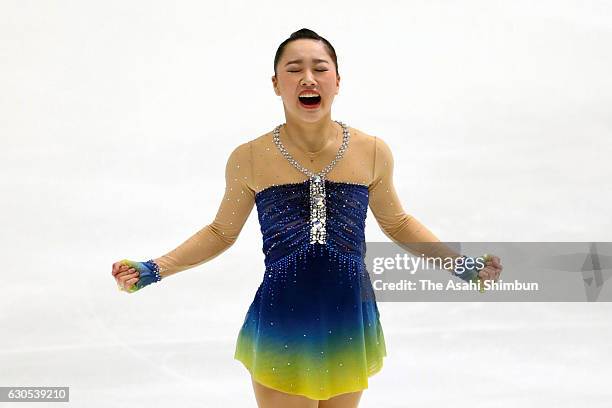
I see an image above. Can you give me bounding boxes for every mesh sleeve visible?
[368,136,465,261]
[368,136,440,243]
[152,142,255,277]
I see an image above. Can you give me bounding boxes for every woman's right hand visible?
[112,261,140,292]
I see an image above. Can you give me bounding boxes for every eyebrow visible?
[284,58,329,66]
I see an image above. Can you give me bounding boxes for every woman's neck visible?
[282,120,339,154]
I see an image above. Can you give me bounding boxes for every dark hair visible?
[273,28,339,77]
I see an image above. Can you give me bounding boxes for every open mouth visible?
[298,95,321,107]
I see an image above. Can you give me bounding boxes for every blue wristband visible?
[452,255,484,284]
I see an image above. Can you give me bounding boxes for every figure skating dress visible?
[151,122,441,400]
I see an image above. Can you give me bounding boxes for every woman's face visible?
[272,39,340,122]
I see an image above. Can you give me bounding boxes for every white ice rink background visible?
[1,1,611,407]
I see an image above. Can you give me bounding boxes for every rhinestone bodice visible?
[255,179,369,267]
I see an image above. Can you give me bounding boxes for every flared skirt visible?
[234,243,387,400]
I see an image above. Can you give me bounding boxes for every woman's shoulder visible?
[245,130,274,149]
[348,126,374,146]
[227,131,270,155]
[347,126,392,156]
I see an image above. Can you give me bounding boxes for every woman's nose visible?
[300,71,316,84]
[301,76,315,85]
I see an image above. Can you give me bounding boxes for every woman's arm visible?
[368,136,462,263]
[152,141,256,278]
[367,136,502,286]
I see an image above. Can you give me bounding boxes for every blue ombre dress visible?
[134,126,445,400]
[234,178,387,400]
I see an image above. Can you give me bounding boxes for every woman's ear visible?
[271,75,280,96]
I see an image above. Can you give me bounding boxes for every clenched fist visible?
[477,254,503,282]
[111,259,162,293]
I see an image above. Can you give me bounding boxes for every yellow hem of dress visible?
[234,355,386,401]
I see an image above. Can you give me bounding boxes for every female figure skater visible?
[112,29,503,408]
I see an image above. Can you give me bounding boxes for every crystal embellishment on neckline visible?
[272,120,351,245]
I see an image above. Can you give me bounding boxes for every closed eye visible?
[288,69,328,72]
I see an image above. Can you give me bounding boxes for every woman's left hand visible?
[478,255,503,282]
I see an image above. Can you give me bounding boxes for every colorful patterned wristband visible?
[120,259,162,293]
[452,255,488,292]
